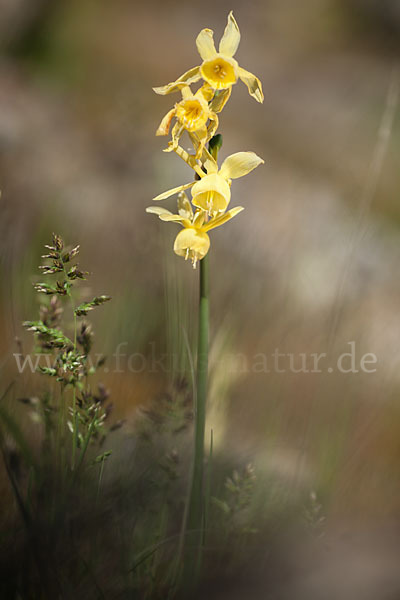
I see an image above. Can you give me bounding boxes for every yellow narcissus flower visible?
[156,85,218,158]
[152,151,264,216]
[153,12,263,103]
[146,192,244,268]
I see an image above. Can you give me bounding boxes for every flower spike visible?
[149,12,265,266]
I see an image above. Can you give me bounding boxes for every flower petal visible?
[193,209,206,227]
[209,87,232,113]
[188,126,209,159]
[169,122,184,150]
[219,151,264,180]
[206,113,219,141]
[196,83,214,102]
[196,28,217,61]
[153,181,195,202]
[238,67,264,103]
[159,213,191,228]
[156,108,176,136]
[203,157,218,174]
[219,11,240,58]
[177,191,193,220]
[153,67,201,95]
[180,85,192,100]
[146,206,173,216]
[203,206,244,231]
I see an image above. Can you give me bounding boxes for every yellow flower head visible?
[175,88,211,132]
[152,151,264,217]
[153,12,263,103]
[174,228,210,264]
[156,85,218,158]
[146,193,244,267]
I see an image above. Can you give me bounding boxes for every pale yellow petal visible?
[209,87,232,113]
[203,206,244,231]
[196,83,214,103]
[219,151,264,180]
[203,157,218,174]
[206,113,219,141]
[238,66,264,103]
[153,181,195,202]
[177,191,193,220]
[153,66,201,95]
[146,206,173,216]
[196,28,217,61]
[169,122,183,149]
[156,108,176,136]
[193,209,206,228]
[159,214,191,228]
[219,11,240,58]
[190,126,209,159]
[180,85,192,100]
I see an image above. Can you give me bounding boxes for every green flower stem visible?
[182,252,209,590]
[187,253,209,519]
[183,134,221,590]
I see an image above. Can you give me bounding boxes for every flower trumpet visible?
[156,85,219,158]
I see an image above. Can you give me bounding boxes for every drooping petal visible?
[177,191,193,220]
[153,66,201,95]
[153,181,195,202]
[219,11,240,58]
[193,209,206,228]
[146,206,173,216]
[159,213,191,228]
[163,122,184,153]
[209,87,232,113]
[196,28,217,61]
[188,126,208,159]
[180,85,192,100]
[169,122,184,150]
[156,108,176,136]
[206,113,219,141]
[203,206,244,231]
[203,157,218,174]
[238,67,264,103]
[219,151,264,180]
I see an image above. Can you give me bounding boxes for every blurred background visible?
[1,0,400,597]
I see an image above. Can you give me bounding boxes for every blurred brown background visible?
[1,0,400,529]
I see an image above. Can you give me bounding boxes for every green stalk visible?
[182,253,209,589]
[188,253,209,520]
[182,134,221,590]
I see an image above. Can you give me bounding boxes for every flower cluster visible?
[147,12,264,267]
